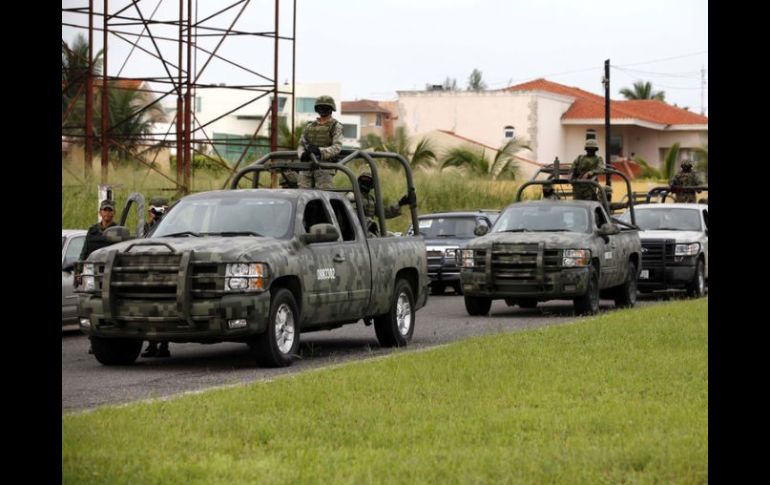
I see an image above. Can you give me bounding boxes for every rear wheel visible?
[90,337,143,365]
[374,279,415,347]
[464,296,492,316]
[686,260,706,298]
[613,262,638,308]
[574,266,600,315]
[252,288,300,367]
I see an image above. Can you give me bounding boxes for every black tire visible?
[90,336,143,366]
[518,299,538,309]
[430,283,446,296]
[613,261,638,308]
[574,266,600,315]
[253,288,300,367]
[464,295,492,316]
[374,279,415,347]
[686,259,706,298]
[504,298,517,307]
[452,282,464,295]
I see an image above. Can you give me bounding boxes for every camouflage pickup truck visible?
[459,166,642,316]
[78,151,429,367]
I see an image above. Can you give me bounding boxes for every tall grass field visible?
[63,298,708,484]
[62,162,664,234]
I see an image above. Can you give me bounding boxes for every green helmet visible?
[315,95,336,111]
[680,159,693,170]
[585,139,599,149]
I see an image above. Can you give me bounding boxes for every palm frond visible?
[662,142,681,179]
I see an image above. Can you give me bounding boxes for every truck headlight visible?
[225,263,268,292]
[82,263,95,291]
[675,242,700,256]
[563,249,590,267]
[461,249,475,268]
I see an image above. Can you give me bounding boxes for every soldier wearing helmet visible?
[295,95,343,189]
[348,172,409,236]
[569,137,605,200]
[670,159,702,203]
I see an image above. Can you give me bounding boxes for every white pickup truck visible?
[618,202,708,297]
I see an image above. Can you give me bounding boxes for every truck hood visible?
[86,236,291,262]
[638,230,703,242]
[466,231,595,250]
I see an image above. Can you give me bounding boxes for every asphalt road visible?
[62,293,665,413]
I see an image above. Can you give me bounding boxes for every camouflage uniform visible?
[570,145,605,201]
[79,201,119,261]
[349,191,403,236]
[295,96,343,189]
[671,168,702,203]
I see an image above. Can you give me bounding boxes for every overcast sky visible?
[63,0,708,114]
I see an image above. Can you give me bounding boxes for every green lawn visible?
[63,298,707,484]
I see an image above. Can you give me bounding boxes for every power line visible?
[615,50,708,68]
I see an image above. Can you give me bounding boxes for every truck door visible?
[594,206,618,286]
[299,198,370,324]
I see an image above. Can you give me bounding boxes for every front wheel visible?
[574,266,600,315]
[613,262,638,308]
[465,295,492,316]
[90,336,143,365]
[686,260,706,298]
[374,279,415,347]
[252,288,300,367]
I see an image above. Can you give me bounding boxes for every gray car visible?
[408,210,500,295]
[62,229,87,326]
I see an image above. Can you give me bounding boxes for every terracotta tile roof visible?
[437,130,542,167]
[341,99,391,114]
[505,78,708,126]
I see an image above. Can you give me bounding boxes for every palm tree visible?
[409,137,437,170]
[98,87,166,164]
[441,145,489,176]
[441,139,529,179]
[490,139,530,180]
[62,34,103,121]
[662,142,681,179]
[277,117,305,150]
[619,81,665,101]
[692,143,708,172]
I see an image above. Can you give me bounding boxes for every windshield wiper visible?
[209,231,262,237]
[162,231,201,238]
[533,229,570,232]
[501,228,531,232]
[434,234,457,238]
[655,227,684,231]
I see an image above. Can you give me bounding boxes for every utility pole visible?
[603,59,611,194]
[700,65,706,116]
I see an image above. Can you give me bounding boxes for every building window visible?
[342,124,357,139]
[375,113,382,127]
[195,96,202,113]
[269,96,288,112]
[504,125,515,139]
[610,134,623,158]
[296,97,316,113]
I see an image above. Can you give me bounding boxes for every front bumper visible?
[427,260,461,285]
[461,266,590,299]
[638,264,696,290]
[78,292,271,342]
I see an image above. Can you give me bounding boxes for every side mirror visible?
[103,225,134,243]
[474,224,490,236]
[300,223,340,244]
[597,223,620,236]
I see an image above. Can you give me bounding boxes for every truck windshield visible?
[619,208,701,231]
[417,217,480,238]
[153,196,294,239]
[494,205,589,233]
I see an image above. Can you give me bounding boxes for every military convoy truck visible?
[459,164,642,316]
[77,151,429,367]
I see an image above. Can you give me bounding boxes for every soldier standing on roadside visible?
[670,160,702,203]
